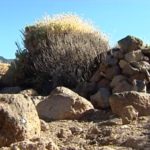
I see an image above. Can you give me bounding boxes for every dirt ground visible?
[41,109,150,150]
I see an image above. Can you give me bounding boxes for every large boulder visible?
[37,87,94,121]
[118,35,143,52]
[109,91,150,117]
[0,94,41,147]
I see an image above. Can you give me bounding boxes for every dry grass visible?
[0,63,10,75]
[35,14,104,34]
[24,14,109,53]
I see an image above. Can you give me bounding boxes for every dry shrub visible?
[23,14,109,91]
[0,63,10,76]
[0,47,34,87]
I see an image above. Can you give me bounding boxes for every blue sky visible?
[1,0,150,58]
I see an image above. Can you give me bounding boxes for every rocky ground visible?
[1,109,150,150]
[41,114,150,150]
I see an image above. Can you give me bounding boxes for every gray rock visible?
[75,82,97,99]
[90,65,103,82]
[110,75,126,88]
[122,63,139,76]
[112,80,132,93]
[90,88,111,109]
[91,63,120,80]
[132,79,147,92]
[124,50,144,63]
[118,35,143,52]
[105,66,120,80]
[112,48,124,59]
[104,54,118,66]
[99,63,108,74]
[143,56,149,61]
[129,72,147,81]
[131,61,150,72]
[141,48,150,57]
[121,105,138,124]
[90,71,101,83]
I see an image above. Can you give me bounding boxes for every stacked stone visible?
[90,35,150,109]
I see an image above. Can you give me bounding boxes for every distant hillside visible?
[0,56,14,64]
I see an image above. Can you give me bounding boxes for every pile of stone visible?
[88,35,150,109]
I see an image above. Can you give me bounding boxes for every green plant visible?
[13,43,32,84]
